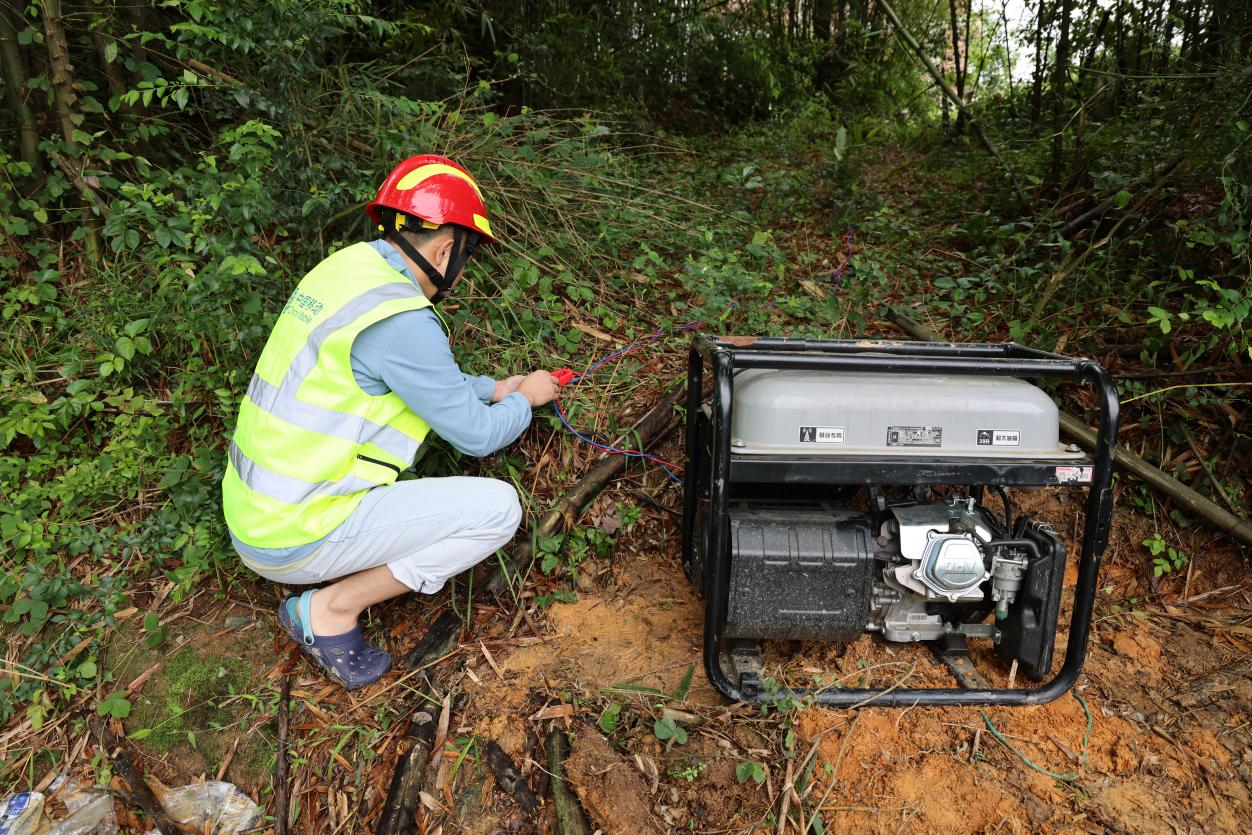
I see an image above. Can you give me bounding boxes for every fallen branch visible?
[91,716,192,835]
[374,709,439,835]
[546,727,591,835]
[275,676,291,835]
[1023,156,1187,338]
[886,308,1252,550]
[1060,155,1185,238]
[485,741,540,815]
[402,381,686,670]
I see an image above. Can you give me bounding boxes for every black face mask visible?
[383,212,480,304]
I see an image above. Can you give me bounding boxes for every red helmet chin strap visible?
[382,213,479,304]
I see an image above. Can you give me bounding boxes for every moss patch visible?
[107,618,275,790]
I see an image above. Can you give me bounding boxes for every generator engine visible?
[682,336,1118,707]
[719,494,1065,682]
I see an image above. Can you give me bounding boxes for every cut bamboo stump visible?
[374,710,438,835]
[485,741,540,814]
[546,727,591,835]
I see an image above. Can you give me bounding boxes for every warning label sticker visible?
[799,426,846,444]
[1054,466,1094,484]
[977,429,1021,447]
[886,426,943,447]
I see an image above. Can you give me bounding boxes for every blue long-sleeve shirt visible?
[231,239,531,564]
[351,241,531,456]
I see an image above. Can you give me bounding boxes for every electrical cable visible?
[551,319,709,484]
[978,691,1093,782]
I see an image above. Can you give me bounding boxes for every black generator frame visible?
[681,334,1120,707]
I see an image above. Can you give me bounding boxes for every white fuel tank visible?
[730,369,1082,458]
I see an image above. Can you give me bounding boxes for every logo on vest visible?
[283,289,325,323]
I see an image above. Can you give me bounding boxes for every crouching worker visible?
[221,155,558,689]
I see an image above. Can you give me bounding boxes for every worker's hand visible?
[492,375,526,403]
[517,369,559,408]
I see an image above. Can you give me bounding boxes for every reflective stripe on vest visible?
[222,243,435,549]
[238,282,423,462]
[228,442,377,506]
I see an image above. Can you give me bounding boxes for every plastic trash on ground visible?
[0,793,44,835]
[1,779,261,835]
[149,781,262,834]
[0,777,119,835]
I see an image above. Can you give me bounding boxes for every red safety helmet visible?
[365,154,495,242]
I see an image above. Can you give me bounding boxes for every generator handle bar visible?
[730,351,1081,377]
[685,335,1120,707]
[703,335,1074,363]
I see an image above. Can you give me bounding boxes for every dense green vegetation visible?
[1,0,1249,790]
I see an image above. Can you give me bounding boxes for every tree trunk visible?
[948,0,965,135]
[87,1,126,104]
[1161,0,1176,73]
[999,0,1018,122]
[1077,7,1110,89]
[1031,0,1047,126]
[40,0,102,261]
[0,5,42,175]
[40,0,79,153]
[1048,0,1073,188]
[813,0,832,42]
[1133,0,1149,74]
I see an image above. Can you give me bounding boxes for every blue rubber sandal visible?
[277,590,391,690]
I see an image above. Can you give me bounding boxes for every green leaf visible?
[143,611,160,632]
[598,702,621,734]
[536,534,564,554]
[124,318,150,337]
[114,336,135,360]
[736,761,766,784]
[104,41,118,63]
[1114,190,1132,209]
[129,728,153,740]
[78,660,98,679]
[653,716,686,744]
[98,692,132,719]
[672,664,694,701]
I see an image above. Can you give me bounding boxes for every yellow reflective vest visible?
[222,242,434,548]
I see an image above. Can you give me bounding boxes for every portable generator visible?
[681,335,1118,706]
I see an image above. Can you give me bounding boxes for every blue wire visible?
[554,320,705,485]
[553,401,683,483]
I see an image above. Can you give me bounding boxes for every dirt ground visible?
[391,466,1252,835]
[25,423,1248,835]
